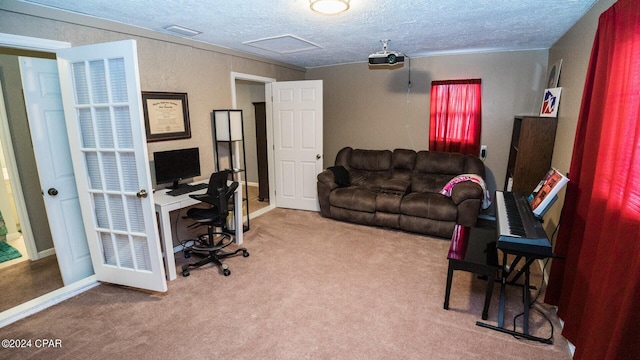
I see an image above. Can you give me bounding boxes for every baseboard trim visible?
[38,248,56,259]
[0,276,99,328]
[250,204,275,219]
[6,232,21,241]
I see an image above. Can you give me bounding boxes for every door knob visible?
[136,189,148,198]
[47,188,58,196]
[316,154,321,160]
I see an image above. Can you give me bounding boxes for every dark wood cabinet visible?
[253,102,269,202]
[504,116,558,194]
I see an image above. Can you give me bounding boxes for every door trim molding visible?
[0,33,70,51]
[230,72,277,210]
[0,276,99,328]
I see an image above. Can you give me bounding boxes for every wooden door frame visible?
[230,72,276,217]
[0,33,71,260]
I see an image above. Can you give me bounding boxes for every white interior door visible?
[271,80,323,211]
[56,40,167,292]
[19,57,93,285]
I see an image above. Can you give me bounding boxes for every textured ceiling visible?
[19,0,598,68]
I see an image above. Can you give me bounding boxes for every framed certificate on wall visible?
[142,91,191,142]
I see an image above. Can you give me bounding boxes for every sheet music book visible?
[528,168,569,217]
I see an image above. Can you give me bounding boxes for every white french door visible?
[271,80,323,211]
[56,40,167,292]
[19,57,93,285]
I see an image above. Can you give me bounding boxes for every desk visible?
[153,181,243,280]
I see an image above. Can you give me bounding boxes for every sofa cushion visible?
[400,192,457,221]
[411,173,456,193]
[348,149,392,189]
[380,179,410,193]
[411,151,470,193]
[391,149,416,182]
[329,187,378,212]
[415,151,466,175]
[376,192,403,213]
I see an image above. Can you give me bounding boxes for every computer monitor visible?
[153,147,201,189]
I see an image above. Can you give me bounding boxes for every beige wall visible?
[0,0,617,236]
[542,0,617,233]
[0,6,304,250]
[0,7,305,186]
[307,50,549,195]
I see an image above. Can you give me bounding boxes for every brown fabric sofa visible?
[317,147,487,238]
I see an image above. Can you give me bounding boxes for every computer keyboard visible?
[166,183,208,196]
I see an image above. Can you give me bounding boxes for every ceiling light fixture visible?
[164,25,202,37]
[309,0,350,15]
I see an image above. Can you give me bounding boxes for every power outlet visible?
[480,145,488,161]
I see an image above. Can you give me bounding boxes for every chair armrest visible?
[226,181,239,197]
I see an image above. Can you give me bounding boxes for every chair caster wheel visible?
[221,263,230,276]
[182,270,190,277]
[243,250,249,257]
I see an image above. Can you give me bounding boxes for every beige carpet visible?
[1,209,571,359]
[0,254,63,313]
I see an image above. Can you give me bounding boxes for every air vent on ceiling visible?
[164,25,202,37]
[243,34,322,54]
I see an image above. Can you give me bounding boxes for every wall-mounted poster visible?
[540,87,562,117]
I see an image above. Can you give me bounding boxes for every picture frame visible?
[546,59,563,88]
[141,91,191,142]
[540,87,563,118]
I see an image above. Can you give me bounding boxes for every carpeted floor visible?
[0,209,571,359]
[0,254,63,313]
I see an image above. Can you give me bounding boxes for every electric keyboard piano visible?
[495,191,552,258]
[475,191,554,344]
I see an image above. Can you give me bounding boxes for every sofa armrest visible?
[450,181,484,205]
[317,169,339,217]
[317,169,340,191]
[380,179,410,195]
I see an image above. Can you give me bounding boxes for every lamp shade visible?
[214,110,243,141]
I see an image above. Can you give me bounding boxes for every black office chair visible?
[181,170,249,277]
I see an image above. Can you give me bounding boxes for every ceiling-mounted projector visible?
[369,40,404,66]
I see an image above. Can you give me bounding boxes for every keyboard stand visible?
[476,251,553,344]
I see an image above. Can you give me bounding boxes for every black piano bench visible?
[444,226,499,320]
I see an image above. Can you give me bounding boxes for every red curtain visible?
[544,1,640,359]
[429,79,481,155]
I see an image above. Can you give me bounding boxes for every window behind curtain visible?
[429,79,482,155]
